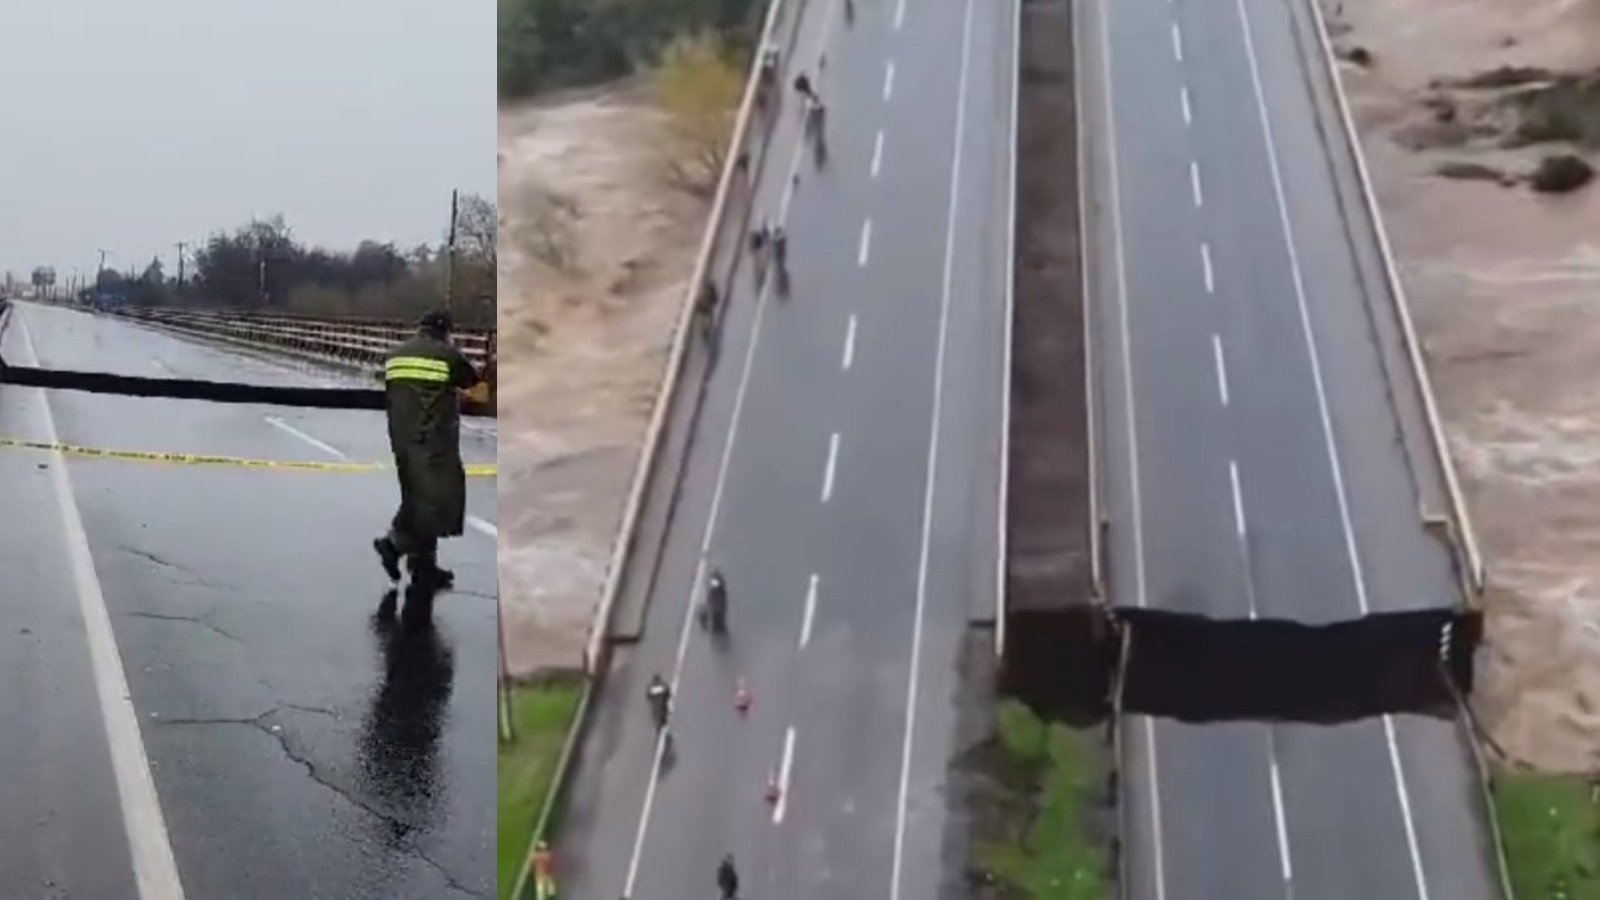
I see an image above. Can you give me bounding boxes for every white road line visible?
[1229,460,1246,536]
[883,61,896,101]
[1171,22,1184,61]
[18,320,187,900]
[842,314,858,371]
[1235,0,1429,891]
[799,574,819,649]
[1200,242,1215,293]
[1267,736,1295,882]
[1189,159,1204,207]
[773,727,797,823]
[621,82,816,899]
[467,516,497,538]
[1211,334,1230,406]
[1180,86,1192,125]
[1102,0,1157,885]
[264,416,347,459]
[871,131,885,179]
[894,0,907,29]
[858,218,873,267]
[821,431,841,502]
[889,0,974,896]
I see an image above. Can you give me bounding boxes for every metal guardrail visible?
[1299,0,1485,599]
[104,306,494,368]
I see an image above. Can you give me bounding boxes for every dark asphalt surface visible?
[1084,0,1501,896]
[554,0,1014,896]
[0,301,496,899]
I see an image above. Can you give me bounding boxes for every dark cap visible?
[418,309,452,336]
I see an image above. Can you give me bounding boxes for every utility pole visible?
[444,189,459,311]
[174,241,187,291]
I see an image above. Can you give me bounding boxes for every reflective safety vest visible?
[531,847,553,878]
[385,355,453,383]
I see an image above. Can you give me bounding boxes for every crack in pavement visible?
[121,609,244,646]
[156,707,484,897]
[117,545,230,589]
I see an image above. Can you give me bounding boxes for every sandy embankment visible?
[1332,0,1600,769]
[497,85,705,677]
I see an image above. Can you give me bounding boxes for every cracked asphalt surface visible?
[0,301,496,899]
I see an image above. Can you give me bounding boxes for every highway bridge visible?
[0,300,496,898]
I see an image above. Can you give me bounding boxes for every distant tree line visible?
[81,195,496,328]
[498,0,763,98]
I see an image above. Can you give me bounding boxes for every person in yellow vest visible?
[373,310,482,594]
[530,840,557,899]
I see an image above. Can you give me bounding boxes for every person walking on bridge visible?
[373,309,482,594]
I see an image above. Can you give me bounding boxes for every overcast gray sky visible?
[0,0,493,283]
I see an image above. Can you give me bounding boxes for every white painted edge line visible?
[999,0,1021,654]
[1304,0,1482,593]
[773,727,797,823]
[580,0,791,680]
[1098,0,1162,897]
[799,574,819,649]
[1234,1,1431,898]
[842,314,859,371]
[264,416,348,459]
[18,319,187,900]
[821,431,841,503]
[619,66,818,897]
[889,0,975,897]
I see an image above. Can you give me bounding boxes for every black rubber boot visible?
[373,537,401,582]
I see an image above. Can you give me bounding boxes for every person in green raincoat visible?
[373,309,482,592]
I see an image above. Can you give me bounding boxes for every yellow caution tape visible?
[0,435,496,477]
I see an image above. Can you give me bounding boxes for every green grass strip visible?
[497,678,583,900]
[1495,771,1600,900]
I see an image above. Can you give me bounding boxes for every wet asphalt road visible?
[0,301,496,899]
[553,0,1015,896]
[1080,0,1501,895]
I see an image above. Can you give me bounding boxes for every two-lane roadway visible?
[0,301,496,898]
[1081,0,1502,895]
[553,0,1016,895]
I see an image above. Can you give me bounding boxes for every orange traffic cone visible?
[734,679,752,716]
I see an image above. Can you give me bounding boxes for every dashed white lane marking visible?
[894,0,907,29]
[871,131,885,179]
[18,319,187,900]
[264,416,347,459]
[1229,459,1246,536]
[1201,241,1215,294]
[1189,159,1204,207]
[883,61,896,100]
[1211,335,1230,406]
[890,0,975,895]
[799,574,819,649]
[1171,22,1184,61]
[1180,86,1192,125]
[1267,741,1295,882]
[821,431,841,502]
[842,314,858,371]
[773,727,797,823]
[858,218,873,267]
[467,516,497,538]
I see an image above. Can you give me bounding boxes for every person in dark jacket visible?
[373,309,481,592]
